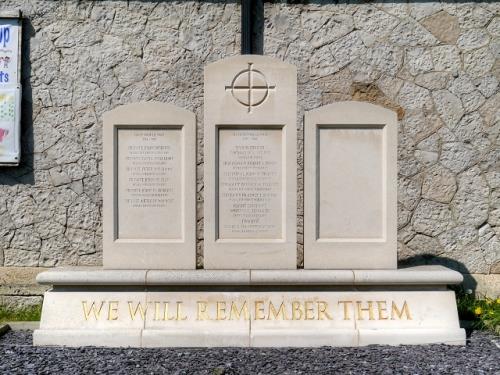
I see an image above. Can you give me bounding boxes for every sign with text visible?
[0,16,21,166]
[0,19,20,85]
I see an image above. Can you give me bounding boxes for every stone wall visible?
[0,1,498,298]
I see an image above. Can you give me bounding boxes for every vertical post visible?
[241,0,252,54]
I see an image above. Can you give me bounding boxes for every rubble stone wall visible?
[0,1,498,303]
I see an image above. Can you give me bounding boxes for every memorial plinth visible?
[34,56,465,348]
[33,266,465,347]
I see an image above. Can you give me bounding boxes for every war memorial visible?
[0,0,499,351]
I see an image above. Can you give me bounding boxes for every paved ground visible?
[0,330,499,374]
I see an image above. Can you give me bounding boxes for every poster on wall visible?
[0,15,21,166]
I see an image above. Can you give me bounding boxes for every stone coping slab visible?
[36,266,462,286]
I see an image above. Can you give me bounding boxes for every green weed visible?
[0,304,42,323]
[456,289,500,335]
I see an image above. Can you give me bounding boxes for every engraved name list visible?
[118,128,182,239]
[218,128,282,239]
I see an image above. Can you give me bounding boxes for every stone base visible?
[34,266,466,347]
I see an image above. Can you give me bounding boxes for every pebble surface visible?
[0,331,499,374]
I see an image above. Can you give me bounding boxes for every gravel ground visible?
[0,331,499,374]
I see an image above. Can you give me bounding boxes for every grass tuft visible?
[455,288,500,335]
[0,304,42,323]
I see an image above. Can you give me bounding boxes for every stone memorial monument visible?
[204,55,297,269]
[33,56,465,348]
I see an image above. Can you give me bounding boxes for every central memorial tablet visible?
[204,55,297,269]
[218,128,283,240]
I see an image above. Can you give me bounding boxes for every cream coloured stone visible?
[102,102,196,269]
[34,287,465,347]
[353,291,460,330]
[146,270,251,285]
[304,102,397,269]
[144,291,250,347]
[353,266,463,285]
[142,330,249,348]
[251,329,358,347]
[250,270,354,285]
[38,290,147,331]
[203,55,297,269]
[34,266,463,287]
[36,267,147,285]
[420,11,460,44]
[358,329,465,346]
[33,329,142,347]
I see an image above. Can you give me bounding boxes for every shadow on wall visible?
[0,17,34,186]
[399,255,477,292]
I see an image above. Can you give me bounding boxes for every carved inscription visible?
[117,128,181,239]
[218,128,282,239]
[81,299,413,322]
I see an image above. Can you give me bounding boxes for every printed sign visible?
[0,88,20,164]
[0,16,21,165]
[0,20,19,85]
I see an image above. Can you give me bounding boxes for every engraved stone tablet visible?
[304,102,397,269]
[204,55,297,269]
[103,102,196,269]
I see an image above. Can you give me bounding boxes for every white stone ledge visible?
[34,328,466,347]
[36,265,463,286]
[250,270,354,285]
[147,270,251,285]
[353,266,463,285]
[36,268,147,286]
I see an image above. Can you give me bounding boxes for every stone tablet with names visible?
[118,128,181,239]
[204,55,297,269]
[218,128,282,239]
[103,102,196,269]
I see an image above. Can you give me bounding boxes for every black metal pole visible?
[241,0,252,54]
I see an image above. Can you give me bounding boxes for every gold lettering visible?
[391,301,412,320]
[377,301,388,320]
[305,301,315,320]
[338,301,353,320]
[292,301,303,320]
[356,301,375,320]
[197,301,210,320]
[163,302,175,321]
[267,301,288,320]
[107,301,119,321]
[175,301,188,320]
[128,301,147,320]
[154,302,161,321]
[82,301,105,321]
[317,301,333,320]
[230,301,249,320]
[254,301,265,320]
[216,301,227,320]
